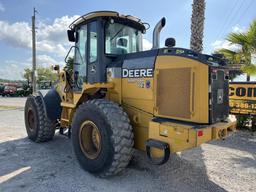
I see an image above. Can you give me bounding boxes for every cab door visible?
[74,24,87,91]
[74,21,99,89]
[87,21,99,84]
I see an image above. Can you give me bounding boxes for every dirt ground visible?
[0,97,255,192]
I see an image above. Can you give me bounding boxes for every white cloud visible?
[0,21,31,48]
[211,40,241,52]
[0,62,27,80]
[37,40,68,57]
[38,15,79,44]
[0,2,5,12]
[36,15,79,57]
[0,54,64,80]
[27,54,65,68]
[211,25,245,52]
[143,39,152,51]
[232,25,246,33]
[0,15,79,57]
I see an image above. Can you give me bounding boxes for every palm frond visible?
[215,48,242,64]
[247,19,256,51]
[241,64,256,75]
[216,48,236,56]
[226,32,249,46]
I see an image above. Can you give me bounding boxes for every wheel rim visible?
[79,120,102,159]
[27,108,35,132]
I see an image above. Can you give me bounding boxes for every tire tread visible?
[76,99,134,177]
[25,95,55,142]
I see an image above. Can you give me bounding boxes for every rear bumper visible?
[148,115,236,153]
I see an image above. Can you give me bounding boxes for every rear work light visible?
[211,69,218,80]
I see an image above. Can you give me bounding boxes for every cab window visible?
[105,22,142,55]
[89,22,97,63]
[74,25,87,86]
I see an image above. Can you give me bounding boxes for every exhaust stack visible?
[152,17,166,49]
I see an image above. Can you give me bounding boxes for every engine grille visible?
[156,68,192,119]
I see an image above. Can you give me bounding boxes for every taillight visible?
[212,69,218,73]
[198,130,203,137]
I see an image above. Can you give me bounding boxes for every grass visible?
[0,106,21,110]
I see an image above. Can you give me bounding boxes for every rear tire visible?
[71,99,134,177]
[24,95,55,142]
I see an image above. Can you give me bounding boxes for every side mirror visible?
[67,30,76,42]
[165,38,176,47]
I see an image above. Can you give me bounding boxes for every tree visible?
[23,68,32,85]
[222,19,256,81]
[23,67,57,85]
[214,49,243,81]
[66,57,74,74]
[190,0,206,53]
[37,67,58,83]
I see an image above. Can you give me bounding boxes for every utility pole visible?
[32,7,37,95]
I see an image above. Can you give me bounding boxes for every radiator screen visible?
[156,68,191,119]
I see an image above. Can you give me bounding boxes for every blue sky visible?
[0,0,255,80]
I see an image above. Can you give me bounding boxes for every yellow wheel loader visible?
[24,11,236,177]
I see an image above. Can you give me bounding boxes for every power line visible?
[235,0,255,25]
[217,0,254,41]
[216,0,243,40]
[217,0,254,40]
[207,0,254,53]
[204,0,240,53]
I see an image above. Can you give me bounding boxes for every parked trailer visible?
[0,84,4,96]
[2,85,17,97]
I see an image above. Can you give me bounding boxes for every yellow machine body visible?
[56,54,236,154]
[54,9,237,153]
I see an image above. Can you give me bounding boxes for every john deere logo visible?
[122,68,153,78]
[229,87,256,97]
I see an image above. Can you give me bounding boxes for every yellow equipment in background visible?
[24,11,236,177]
[229,82,256,114]
[229,82,256,128]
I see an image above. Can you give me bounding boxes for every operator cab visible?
[66,11,146,88]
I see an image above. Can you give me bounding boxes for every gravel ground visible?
[0,97,255,192]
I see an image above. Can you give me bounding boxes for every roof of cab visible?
[69,11,146,30]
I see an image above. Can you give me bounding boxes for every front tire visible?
[24,95,55,142]
[71,99,134,177]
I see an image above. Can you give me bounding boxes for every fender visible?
[41,88,62,122]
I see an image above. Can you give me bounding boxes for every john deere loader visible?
[24,11,236,177]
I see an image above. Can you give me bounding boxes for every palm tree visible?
[190,0,206,53]
[224,19,256,81]
[214,49,243,81]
